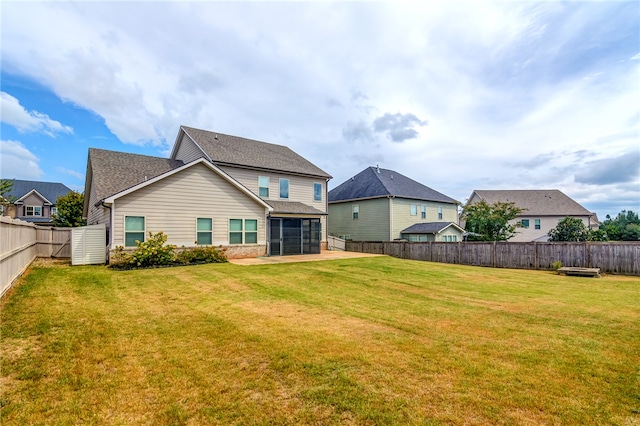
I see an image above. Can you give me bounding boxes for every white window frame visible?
[124,216,145,247]
[410,204,418,216]
[258,176,270,198]
[196,217,213,245]
[313,182,322,202]
[279,178,289,199]
[535,219,541,230]
[229,218,258,245]
[438,206,443,220]
[521,219,530,228]
[352,205,359,220]
[421,205,426,219]
[51,207,58,216]
[26,206,42,217]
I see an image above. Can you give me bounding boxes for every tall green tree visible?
[52,191,86,227]
[548,217,590,242]
[461,200,524,241]
[602,210,640,241]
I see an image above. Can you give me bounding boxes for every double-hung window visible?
[229,219,258,244]
[279,178,289,199]
[197,218,212,245]
[258,176,269,198]
[51,207,58,216]
[421,205,426,219]
[438,207,443,220]
[535,219,541,230]
[352,205,359,220]
[521,219,530,228]
[410,204,418,216]
[313,183,322,202]
[26,206,42,217]
[125,216,145,247]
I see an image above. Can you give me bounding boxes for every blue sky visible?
[1,1,638,221]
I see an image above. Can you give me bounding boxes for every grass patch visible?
[1,257,639,425]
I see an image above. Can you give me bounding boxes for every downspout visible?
[100,201,113,261]
[388,195,395,241]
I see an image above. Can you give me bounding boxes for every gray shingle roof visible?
[265,200,327,215]
[181,126,332,179]
[5,179,72,204]
[329,167,458,204]
[401,222,462,234]
[470,190,592,216]
[87,148,184,203]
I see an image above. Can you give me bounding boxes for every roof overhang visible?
[103,158,273,212]
[16,189,53,205]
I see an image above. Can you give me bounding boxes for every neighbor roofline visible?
[169,126,213,162]
[16,189,53,205]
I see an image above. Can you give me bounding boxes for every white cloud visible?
[56,167,84,181]
[0,140,44,179]
[1,92,73,136]
[0,1,638,218]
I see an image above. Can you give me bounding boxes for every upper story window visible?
[352,205,359,220]
[438,207,443,220]
[279,178,289,199]
[535,219,541,230]
[51,207,58,216]
[197,218,213,245]
[421,205,426,219]
[258,176,269,198]
[521,219,530,228]
[125,216,145,247]
[314,183,322,202]
[26,206,42,217]
[410,204,418,216]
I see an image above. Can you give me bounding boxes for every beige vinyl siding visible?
[328,198,390,241]
[218,166,327,212]
[174,133,206,164]
[510,215,591,242]
[87,181,110,226]
[111,163,267,248]
[391,198,458,240]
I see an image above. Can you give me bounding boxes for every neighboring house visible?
[328,166,462,242]
[464,189,599,242]
[1,179,72,224]
[83,125,332,258]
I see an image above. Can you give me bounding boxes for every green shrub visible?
[552,260,563,272]
[129,231,176,267]
[176,245,228,264]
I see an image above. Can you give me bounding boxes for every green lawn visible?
[1,257,639,425]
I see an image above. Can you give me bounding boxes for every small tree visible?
[602,210,640,241]
[461,200,524,241]
[548,217,590,242]
[53,191,86,227]
[0,179,16,214]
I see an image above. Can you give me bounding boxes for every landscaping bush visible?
[176,244,228,264]
[552,260,563,272]
[109,232,227,269]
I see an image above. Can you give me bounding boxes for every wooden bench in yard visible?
[557,267,601,278]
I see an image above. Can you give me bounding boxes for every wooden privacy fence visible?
[1,217,71,297]
[346,240,640,276]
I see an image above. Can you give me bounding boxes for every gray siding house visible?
[83,126,332,258]
[464,189,598,242]
[2,179,72,224]
[328,167,462,242]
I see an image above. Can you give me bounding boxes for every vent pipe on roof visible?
[215,134,218,140]
[376,164,380,173]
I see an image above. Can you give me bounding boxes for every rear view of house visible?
[328,167,462,242]
[464,189,598,242]
[83,126,332,258]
